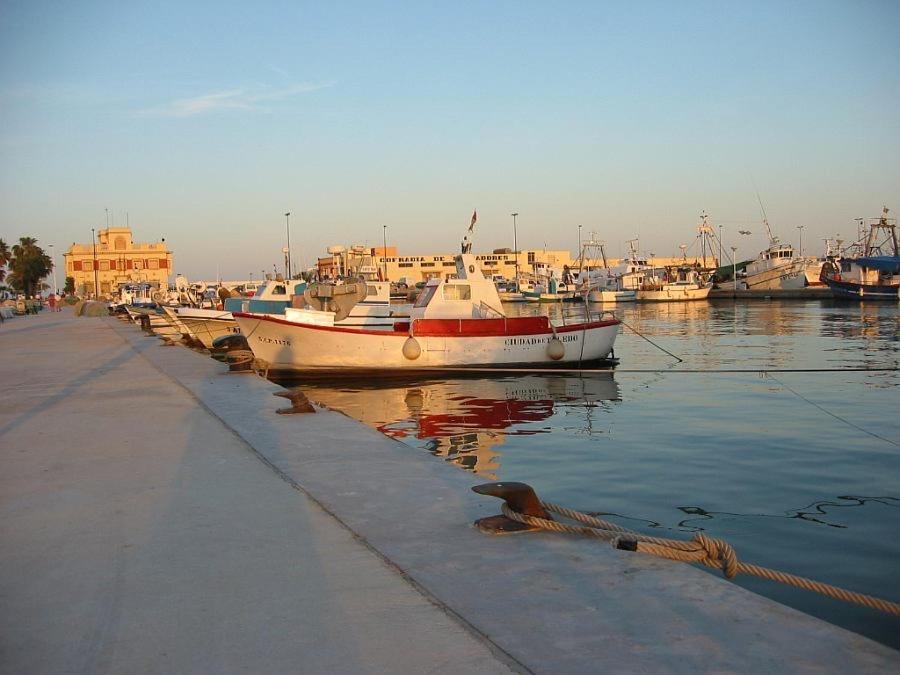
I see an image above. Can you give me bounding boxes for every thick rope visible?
[499,502,900,616]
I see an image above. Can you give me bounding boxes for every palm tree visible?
[9,237,52,297]
[0,238,10,283]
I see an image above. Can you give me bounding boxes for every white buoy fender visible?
[547,337,565,360]
[402,336,422,360]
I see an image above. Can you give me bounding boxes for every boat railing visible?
[478,301,504,319]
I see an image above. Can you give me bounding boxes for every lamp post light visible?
[91,228,100,298]
[284,212,292,279]
[48,244,58,295]
[718,225,723,267]
[511,212,519,281]
[797,225,804,257]
[382,225,388,281]
[730,246,738,296]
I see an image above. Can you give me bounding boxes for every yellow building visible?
[318,244,717,283]
[63,227,173,297]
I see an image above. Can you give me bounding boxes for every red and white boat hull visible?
[233,313,619,373]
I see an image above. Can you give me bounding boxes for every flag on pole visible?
[468,209,477,232]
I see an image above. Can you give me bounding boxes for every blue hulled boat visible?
[822,207,899,301]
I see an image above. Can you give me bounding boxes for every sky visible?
[1,0,899,279]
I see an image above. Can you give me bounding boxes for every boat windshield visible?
[443,284,471,300]
[414,284,438,308]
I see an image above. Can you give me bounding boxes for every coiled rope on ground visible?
[499,501,900,615]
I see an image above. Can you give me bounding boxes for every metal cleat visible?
[472,481,552,534]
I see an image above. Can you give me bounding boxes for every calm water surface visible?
[285,299,900,647]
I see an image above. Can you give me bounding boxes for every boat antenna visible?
[461,209,477,253]
[755,191,777,245]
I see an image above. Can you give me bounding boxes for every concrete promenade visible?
[1,309,897,673]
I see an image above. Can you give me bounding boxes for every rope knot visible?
[694,533,739,578]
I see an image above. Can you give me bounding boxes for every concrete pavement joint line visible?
[106,319,531,675]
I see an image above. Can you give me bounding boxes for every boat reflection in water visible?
[281,373,621,478]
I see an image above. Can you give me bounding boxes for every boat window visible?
[271,285,286,295]
[443,284,471,301]
[414,284,438,307]
[367,285,377,296]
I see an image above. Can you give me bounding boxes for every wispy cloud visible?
[139,82,332,118]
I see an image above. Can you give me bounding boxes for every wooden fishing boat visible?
[235,250,620,375]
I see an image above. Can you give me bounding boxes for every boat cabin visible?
[410,254,506,319]
[759,243,795,261]
[224,278,307,314]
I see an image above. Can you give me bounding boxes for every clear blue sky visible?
[2,1,898,278]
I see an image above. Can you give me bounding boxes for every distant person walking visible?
[48,293,57,312]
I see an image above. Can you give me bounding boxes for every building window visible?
[114,237,126,250]
[83,260,93,271]
[505,260,517,265]
[443,262,456,267]
[148,259,159,269]
[421,262,434,268]
[99,260,110,271]
[133,260,143,270]
[398,262,413,268]
[528,252,535,263]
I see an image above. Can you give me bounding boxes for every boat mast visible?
[697,211,715,268]
[756,192,777,246]
[864,206,898,257]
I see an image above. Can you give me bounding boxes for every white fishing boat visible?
[177,279,396,349]
[521,265,578,302]
[234,237,620,375]
[176,307,240,348]
[635,264,712,302]
[742,206,807,290]
[576,238,637,303]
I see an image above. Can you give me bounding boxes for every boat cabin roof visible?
[410,254,505,319]
[255,278,306,301]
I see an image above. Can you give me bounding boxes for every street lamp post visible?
[91,228,99,298]
[49,244,58,295]
[511,212,519,282]
[730,246,738,297]
[578,224,582,254]
[382,225,388,281]
[797,225,804,257]
[718,225,723,267]
[284,212,292,279]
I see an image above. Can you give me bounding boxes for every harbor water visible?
[282,299,900,648]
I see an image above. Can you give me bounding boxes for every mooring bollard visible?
[139,314,153,334]
[472,482,552,534]
[274,390,316,414]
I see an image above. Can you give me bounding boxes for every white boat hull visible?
[233,314,619,373]
[179,316,240,349]
[636,284,711,302]
[588,289,636,303]
[744,260,807,290]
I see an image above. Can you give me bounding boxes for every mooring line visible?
[618,319,683,363]
[765,373,900,447]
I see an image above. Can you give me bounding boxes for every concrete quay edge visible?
[2,311,897,673]
[112,316,898,672]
